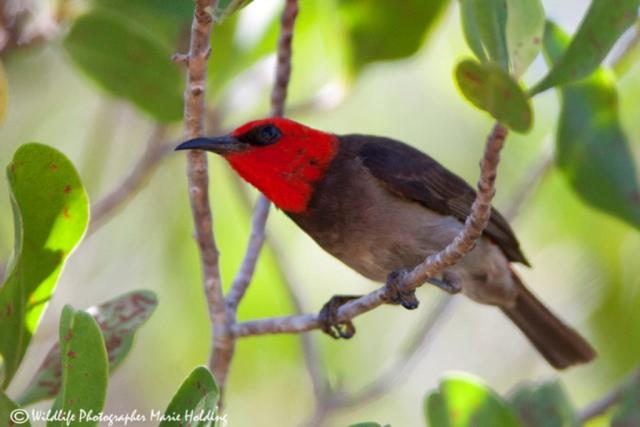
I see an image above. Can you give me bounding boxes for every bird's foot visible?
[384,268,420,310]
[318,295,359,339]
[427,277,462,295]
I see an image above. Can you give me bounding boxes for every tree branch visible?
[187,0,300,394]
[231,123,509,337]
[578,367,640,423]
[182,0,229,386]
[87,126,173,236]
[226,0,299,314]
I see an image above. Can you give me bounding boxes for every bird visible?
[176,117,596,369]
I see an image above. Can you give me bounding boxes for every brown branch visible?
[231,123,509,337]
[578,367,640,423]
[225,196,270,311]
[181,0,229,387]
[226,0,299,314]
[87,126,172,236]
[185,0,300,394]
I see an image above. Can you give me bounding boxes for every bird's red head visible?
[176,118,339,213]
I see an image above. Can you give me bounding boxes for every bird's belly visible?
[294,197,465,282]
[291,196,516,307]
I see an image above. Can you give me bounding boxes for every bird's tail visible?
[500,268,596,369]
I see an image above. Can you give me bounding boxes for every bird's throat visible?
[226,133,339,213]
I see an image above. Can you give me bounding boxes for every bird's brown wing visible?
[348,134,529,265]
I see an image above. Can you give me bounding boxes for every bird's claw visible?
[384,269,420,310]
[318,295,358,339]
[427,277,462,295]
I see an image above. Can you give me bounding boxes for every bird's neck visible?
[226,134,339,213]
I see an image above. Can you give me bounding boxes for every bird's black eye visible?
[258,125,281,144]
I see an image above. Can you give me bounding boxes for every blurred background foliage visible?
[0,0,639,426]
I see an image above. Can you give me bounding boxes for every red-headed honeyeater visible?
[177,118,595,369]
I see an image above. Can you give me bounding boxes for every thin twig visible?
[503,142,554,222]
[231,123,508,337]
[578,367,640,423]
[229,175,329,407]
[87,126,172,236]
[182,0,229,387]
[225,196,270,311]
[226,0,299,313]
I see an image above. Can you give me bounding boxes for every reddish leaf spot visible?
[51,163,59,172]
[532,36,540,45]
[631,191,640,205]
[64,329,73,341]
[502,89,512,100]
[67,350,77,358]
[5,303,13,317]
[63,207,71,219]
[64,184,72,194]
[463,70,483,85]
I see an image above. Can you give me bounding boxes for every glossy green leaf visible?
[544,22,640,229]
[93,0,193,49]
[505,0,545,76]
[63,9,183,123]
[0,144,89,389]
[213,0,253,23]
[160,366,220,427]
[1,391,31,427]
[48,306,108,427]
[455,59,532,132]
[0,60,7,124]
[17,291,158,406]
[611,376,640,426]
[509,380,577,427]
[460,0,509,70]
[424,373,521,427]
[339,0,450,70]
[532,0,639,94]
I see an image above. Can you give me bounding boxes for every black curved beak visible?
[175,135,245,155]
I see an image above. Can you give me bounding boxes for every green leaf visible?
[455,59,533,132]
[425,373,521,427]
[0,60,7,124]
[460,0,509,70]
[48,306,108,427]
[508,380,578,427]
[93,0,193,50]
[160,366,220,427]
[17,291,158,406]
[1,391,31,427]
[543,22,640,229]
[505,0,545,77]
[213,0,253,23]
[611,375,640,426]
[339,0,450,70]
[531,0,639,94]
[0,143,89,389]
[63,9,184,123]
